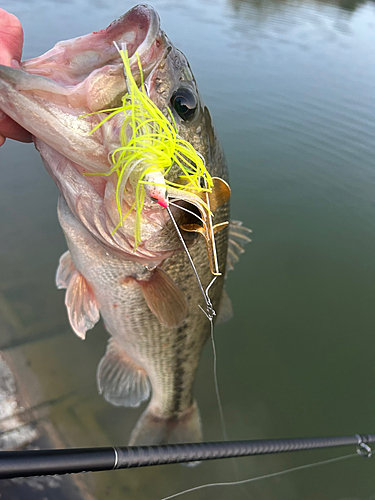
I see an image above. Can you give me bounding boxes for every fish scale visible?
[59,192,226,421]
[0,5,251,446]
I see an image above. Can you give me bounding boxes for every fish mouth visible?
[169,200,203,227]
[1,5,197,260]
[22,5,164,85]
[168,200,203,245]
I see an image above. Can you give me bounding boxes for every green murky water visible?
[1,0,375,498]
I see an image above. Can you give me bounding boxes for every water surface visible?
[1,0,375,498]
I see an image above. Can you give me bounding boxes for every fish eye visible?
[170,88,198,121]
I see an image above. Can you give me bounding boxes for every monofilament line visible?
[168,200,205,225]
[168,203,235,481]
[159,453,357,500]
[167,204,229,444]
[166,205,215,318]
[209,319,228,442]
[208,311,244,490]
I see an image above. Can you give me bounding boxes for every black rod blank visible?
[0,434,373,480]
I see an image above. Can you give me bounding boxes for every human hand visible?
[0,8,32,146]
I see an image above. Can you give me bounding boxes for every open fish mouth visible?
[22,5,164,87]
[19,5,169,114]
[0,5,169,168]
[0,4,229,262]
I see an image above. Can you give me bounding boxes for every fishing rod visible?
[0,433,372,480]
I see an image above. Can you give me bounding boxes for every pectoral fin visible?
[97,339,150,407]
[137,268,188,328]
[56,250,76,289]
[56,251,100,339]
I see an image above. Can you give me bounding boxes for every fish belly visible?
[57,195,222,445]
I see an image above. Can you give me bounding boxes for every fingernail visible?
[11,59,20,69]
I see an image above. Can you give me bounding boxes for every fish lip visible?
[127,5,161,59]
[21,5,163,84]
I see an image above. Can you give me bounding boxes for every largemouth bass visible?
[0,4,250,445]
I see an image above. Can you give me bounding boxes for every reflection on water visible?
[1,0,375,498]
[229,0,367,13]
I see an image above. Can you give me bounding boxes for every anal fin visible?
[97,339,150,407]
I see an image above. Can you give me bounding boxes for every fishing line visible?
[209,319,227,442]
[167,203,228,434]
[208,310,247,495]
[168,200,205,225]
[167,202,237,484]
[166,204,215,318]
[159,452,358,500]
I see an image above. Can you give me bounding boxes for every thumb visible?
[0,9,24,65]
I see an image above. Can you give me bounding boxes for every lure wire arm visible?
[203,178,220,276]
[166,173,224,321]
[166,204,216,320]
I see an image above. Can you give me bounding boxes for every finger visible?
[0,10,31,146]
[0,112,32,143]
[0,9,24,65]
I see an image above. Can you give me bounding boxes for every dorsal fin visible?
[226,220,252,273]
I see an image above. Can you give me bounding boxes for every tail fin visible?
[129,401,202,447]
